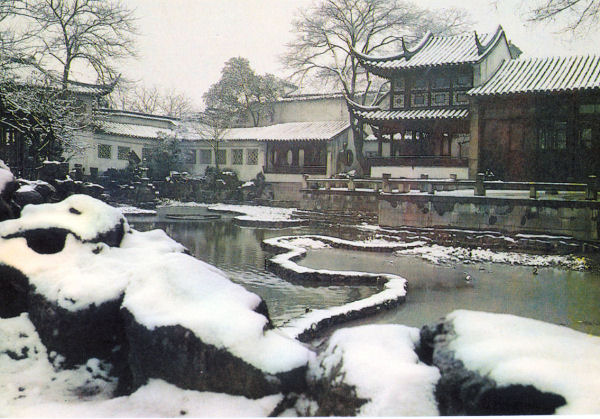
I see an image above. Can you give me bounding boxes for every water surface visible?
[128,214,600,335]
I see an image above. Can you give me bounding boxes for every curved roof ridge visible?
[351,31,433,63]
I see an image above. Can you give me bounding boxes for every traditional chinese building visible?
[349,26,513,179]
[469,55,600,181]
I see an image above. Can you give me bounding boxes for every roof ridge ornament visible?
[474,31,484,55]
[401,37,412,60]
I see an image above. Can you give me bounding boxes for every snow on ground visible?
[397,244,589,270]
[116,205,157,215]
[268,234,425,252]
[0,195,311,375]
[310,325,440,416]
[447,310,600,414]
[208,203,298,222]
[0,160,15,193]
[0,315,281,417]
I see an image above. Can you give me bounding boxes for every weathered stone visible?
[122,309,307,399]
[13,189,44,207]
[0,265,29,318]
[27,290,129,371]
[420,319,567,415]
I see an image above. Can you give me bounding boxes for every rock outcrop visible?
[0,194,311,399]
[419,314,568,415]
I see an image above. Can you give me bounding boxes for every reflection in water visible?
[128,218,377,325]
[128,216,600,336]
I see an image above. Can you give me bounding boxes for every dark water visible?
[299,248,600,336]
[128,216,378,325]
[128,214,600,335]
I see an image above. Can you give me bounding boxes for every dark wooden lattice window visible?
[246,149,258,165]
[117,146,130,160]
[98,144,112,159]
[232,149,243,165]
[216,149,227,165]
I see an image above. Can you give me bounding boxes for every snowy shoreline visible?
[263,235,412,341]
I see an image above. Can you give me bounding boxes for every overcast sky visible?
[110,0,600,109]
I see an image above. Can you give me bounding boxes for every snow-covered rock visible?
[420,310,600,415]
[0,195,313,399]
[0,160,18,221]
[308,325,440,416]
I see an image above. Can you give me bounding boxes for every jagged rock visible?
[122,310,307,399]
[420,314,567,415]
[13,188,44,207]
[0,161,19,221]
[0,194,312,400]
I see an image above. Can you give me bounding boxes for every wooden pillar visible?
[469,98,482,179]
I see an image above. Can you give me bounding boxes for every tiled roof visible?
[194,121,350,142]
[97,121,175,139]
[350,105,469,122]
[4,63,116,96]
[354,27,505,76]
[469,55,600,96]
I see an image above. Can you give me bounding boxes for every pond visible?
[127,214,600,336]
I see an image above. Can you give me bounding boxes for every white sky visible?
[111,0,600,109]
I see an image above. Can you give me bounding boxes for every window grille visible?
[411,93,429,107]
[117,146,130,160]
[216,149,227,165]
[232,149,243,165]
[393,94,405,109]
[185,150,197,164]
[98,144,112,159]
[199,149,212,164]
[247,149,258,165]
[432,92,450,106]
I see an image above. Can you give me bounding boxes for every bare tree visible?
[282,0,471,103]
[282,0,470,173]
[0,0,130,173]
[11,0,137,88]
[184,109,233,171]
[518,0,600,32]
[0,63,97,172]
[157,88,194,119]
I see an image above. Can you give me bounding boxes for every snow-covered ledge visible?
[262,235,422,341]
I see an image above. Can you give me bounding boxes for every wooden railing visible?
[367,156,468,168]
[302,173,598,200]
[263,165,326,175]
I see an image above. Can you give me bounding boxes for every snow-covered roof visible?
[350,106,469,122]
[96,120,175,139]
[192,121,350,142]
[354,27,506,76]
[469,55,600,96]
[2,62,116,96]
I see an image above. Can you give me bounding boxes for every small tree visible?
[186,108,232,171]
[203,57,290,127]
[145,133,184,181]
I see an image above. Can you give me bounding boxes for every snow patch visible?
[397,244,588,270]
[208,203,297,222]
[447,310,600,415]
[310,325,440,416]
[0,194,126,242]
